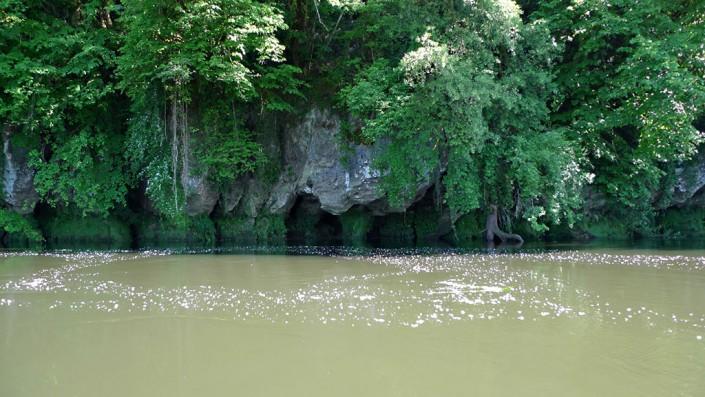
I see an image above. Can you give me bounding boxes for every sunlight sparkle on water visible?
[0,248,704,338]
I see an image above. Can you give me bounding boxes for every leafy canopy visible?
[118,0,300,219]
[341,0,587,231]
[0,0,128,216]
[533,0,705,230]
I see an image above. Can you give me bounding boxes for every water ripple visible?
[0,249,703,339]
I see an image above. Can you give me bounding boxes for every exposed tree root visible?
[485,205,524,244]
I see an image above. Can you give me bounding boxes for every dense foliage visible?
[117,0,300,218]
[0,0,703,241]
[534,0,705,232]
[1,0,127,216]
[340,1,586,231]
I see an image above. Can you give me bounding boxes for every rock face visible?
[183,170,219,216]
[238,177,273,218]
[670,151,705,207]
[174,115,219,216]
[262,108,433,216]
[220,179,247,214]
[2,127,38,214]
[172,107,439,220]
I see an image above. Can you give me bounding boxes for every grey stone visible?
[183,170,219,216]
[240,177,273,218]
[2,127,38,214]
[175,119,219,216]
[265,108,434,216]
[670,151,705,207]
[220,176,247,213]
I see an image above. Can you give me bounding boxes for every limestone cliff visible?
[2,127,38,215]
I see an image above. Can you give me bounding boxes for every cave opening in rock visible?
[286,194,343,245]
[367,212,416,247]
[317,211,343,245]
[365,186,455,247]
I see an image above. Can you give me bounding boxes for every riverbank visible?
[4,205,705,251]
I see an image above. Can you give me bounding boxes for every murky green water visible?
[1,247,704,396]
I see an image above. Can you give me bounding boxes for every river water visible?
[1,246,704,396]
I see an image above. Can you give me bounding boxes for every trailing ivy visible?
[118,0,301,220]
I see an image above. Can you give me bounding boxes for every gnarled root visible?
[485,205,524,244]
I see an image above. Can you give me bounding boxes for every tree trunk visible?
[485,205,524,244]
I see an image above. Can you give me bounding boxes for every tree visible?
[0,0,128,216]
[534,0,705,231]
[118,0,300,219]
[341,0,587,232]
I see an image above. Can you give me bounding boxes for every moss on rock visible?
[286,211,320,245]
[43,215,132,248]
[413,208,446,245]
[254,214,287,244]
[449,212,483,245]
[217,214,286,245]
[136,215,215,247]
[217,216,256,245]
[583,218,631,240]
[340,208,372,245]
[658,208,705,239]
[377,213,415,245]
